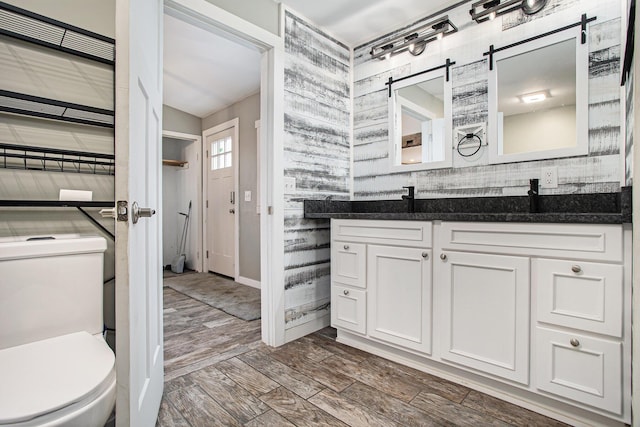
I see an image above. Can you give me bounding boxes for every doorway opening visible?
[162,0,284,347]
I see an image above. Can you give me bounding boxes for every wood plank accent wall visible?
[352,0,624,200]
[283,11,351,330]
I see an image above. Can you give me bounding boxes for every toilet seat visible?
[0,331,115,425]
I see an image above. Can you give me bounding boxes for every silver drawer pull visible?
[440,253,447,261]
[422,252,429,259]
[343,245,349,250]
[571,265,582,273]
[343,289,349,296]
[570,338,580,347]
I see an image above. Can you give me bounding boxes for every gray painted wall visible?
[163,105,202,136]
[283,11,351,331]
[202,92,261,281]
[204,0,279,36]
[0,1,116,347]
[353,0,624,200]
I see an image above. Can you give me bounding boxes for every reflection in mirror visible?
[489,29,588,164]
[391,71,452,170]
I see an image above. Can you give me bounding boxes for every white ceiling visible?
[279,0,464,47]
[163,0,464,118]
[163,13,261,118]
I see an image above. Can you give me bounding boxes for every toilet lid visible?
[0,331,115,424]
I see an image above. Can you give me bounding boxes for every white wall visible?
[353,0,624,199]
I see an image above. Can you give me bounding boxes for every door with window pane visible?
[206,127,235,277]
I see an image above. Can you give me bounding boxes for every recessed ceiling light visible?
[519,90,549,103]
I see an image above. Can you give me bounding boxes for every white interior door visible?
[205,124,236,278]
[114,0,164,425]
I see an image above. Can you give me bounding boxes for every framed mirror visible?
[389,68,452,171]
[488,27,588,164]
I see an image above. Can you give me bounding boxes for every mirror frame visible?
[389,67,453,171]
[488,27,588,164]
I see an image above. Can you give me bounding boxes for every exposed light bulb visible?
[489,11,496,20]
[437,32,443,40]
[385,52,391,60]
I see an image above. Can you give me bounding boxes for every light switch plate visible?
[244,191,251,202]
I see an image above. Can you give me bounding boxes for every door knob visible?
[131,201,155,224]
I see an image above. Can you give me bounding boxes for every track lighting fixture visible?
[470,0,547,23]
[370,16,457,60]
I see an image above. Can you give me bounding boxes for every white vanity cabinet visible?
[330,220,433,353]
[439,251,530,384]
[330,219,630,426]
[330,242,366,333]
[368,244,432,354]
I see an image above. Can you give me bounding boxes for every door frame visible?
[162,130,203,272]
[202,118,240,280]
[164,0,286,346]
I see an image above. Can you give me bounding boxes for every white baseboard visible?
[284,314,330,343]
[237,276,260,289]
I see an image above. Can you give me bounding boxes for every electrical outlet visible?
[541,167,558,188]
[284,177,296,194]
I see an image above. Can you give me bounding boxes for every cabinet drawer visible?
[331,285,366,334]
[535,259,623,337]
[332,241,366,288]
[439,222,622,262]
[332,219,432,248]
[536,327,622,414]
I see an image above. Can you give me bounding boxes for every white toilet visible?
[0,235,116,427]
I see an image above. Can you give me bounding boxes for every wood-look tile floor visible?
[157,285,568,427]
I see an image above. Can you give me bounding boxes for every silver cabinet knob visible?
[343,245,349,250]
[229,208,235,214]
[422,252,429,259]
[440,253,447,260]
[343,289,349,296]
[570,338,580,347]
[571,265,582,273]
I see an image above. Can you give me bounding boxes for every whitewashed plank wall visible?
[283,11,351,329]
[353,0,624,200]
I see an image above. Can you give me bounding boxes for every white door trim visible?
[165,0,285,347]
[202,118,240,280]
[162,130,203,272]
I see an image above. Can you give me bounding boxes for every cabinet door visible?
[536,327,622,414]
[535,259,623,337]
[331,285,366,334]
[440,251,530,384]
[332,241,366,288]
[367,245,432,354]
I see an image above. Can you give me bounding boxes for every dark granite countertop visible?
[303,187,631,224]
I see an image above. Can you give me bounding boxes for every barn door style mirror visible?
[488,25,589,164]
[389,66,453,171]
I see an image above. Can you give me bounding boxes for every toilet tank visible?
[0,235,107,350]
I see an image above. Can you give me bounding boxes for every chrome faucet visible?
[528,179,539,213]
[402,186,415,213]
